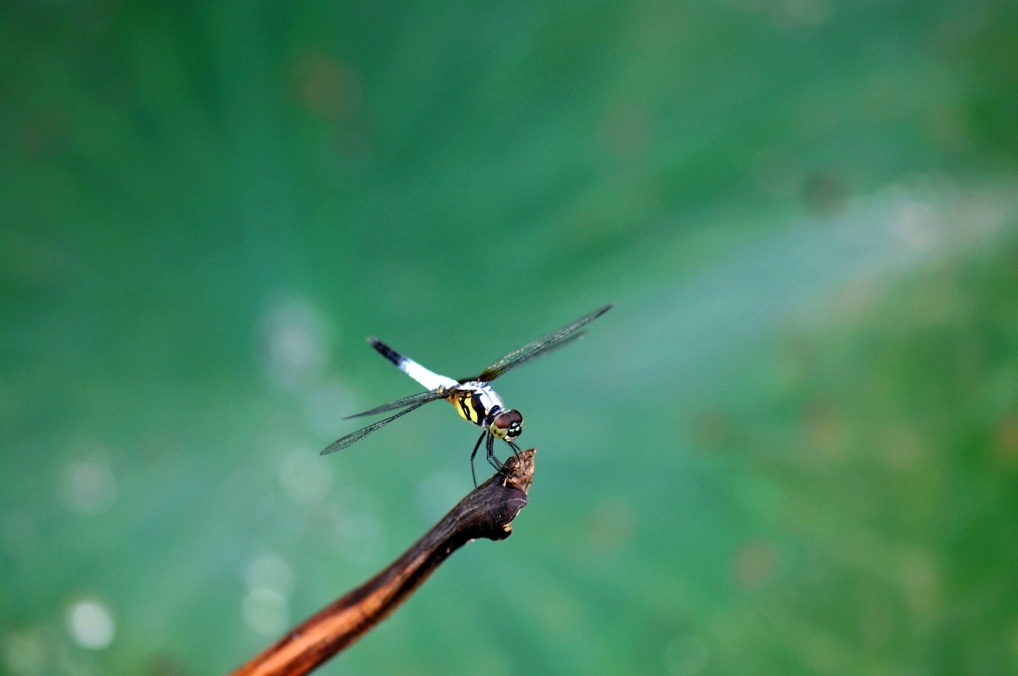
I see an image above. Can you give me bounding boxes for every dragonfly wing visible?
[469,303,613,382]
[321,398,435,456]
[463,331,588,383]
[344,388,453,419]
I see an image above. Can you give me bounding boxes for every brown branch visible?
[231,449,536,676]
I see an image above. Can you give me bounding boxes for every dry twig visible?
[231,449,536,676]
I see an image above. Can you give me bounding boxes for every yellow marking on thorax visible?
[447,392,482,424]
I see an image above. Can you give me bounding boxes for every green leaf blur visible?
[2,1,1017,674]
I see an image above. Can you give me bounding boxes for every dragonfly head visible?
[490,409,523,442]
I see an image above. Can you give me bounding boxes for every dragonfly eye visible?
[491,409,523,441]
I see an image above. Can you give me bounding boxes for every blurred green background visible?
[3,1,1018,673]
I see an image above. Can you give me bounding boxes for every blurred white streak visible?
[66,599,115,650]
[242,551,294,636]
[245,552,295,598]
[600,179,1015,394]
[242,588,288,637]
[258,294,331,391]
[58,461,117,516]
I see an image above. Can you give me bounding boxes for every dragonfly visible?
[321,303,613,484]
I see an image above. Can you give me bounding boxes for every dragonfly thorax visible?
[446,383,505,427]
[444,383,523,441]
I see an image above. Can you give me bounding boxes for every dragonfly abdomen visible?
[368,337,405,369]
[369,337,458,391]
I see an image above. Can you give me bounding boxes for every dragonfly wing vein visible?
[321,398,435,456]
[471,303,613,382]
[344,388,452,419]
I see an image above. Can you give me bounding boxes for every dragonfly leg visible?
[485,433,503,474]
[469,431,486,488]
[508,440,522,464]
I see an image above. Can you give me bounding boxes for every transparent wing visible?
[344,388,455,419]
[320,398,438,456]
[469,303,614,382]
[462,330,588,382]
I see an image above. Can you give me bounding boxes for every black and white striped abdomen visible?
[368,337,458,392]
